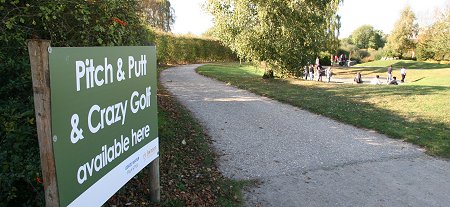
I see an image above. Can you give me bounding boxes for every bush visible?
[361,48,385,63]
[1,1,236,206]
[336,42,356,63]
[154,32,236,65]
[402,50,417,61]
[319,52,332,66]
[1,1,151,206]
[351,49,370,63]
[416,42,434,61]
[373,48,385,61]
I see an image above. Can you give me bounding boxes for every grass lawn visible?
[332,60,450,84]
[356,59,450,69]
[197,61,450,158]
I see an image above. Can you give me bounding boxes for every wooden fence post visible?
[149,157,160,202]
[27,39,59,207]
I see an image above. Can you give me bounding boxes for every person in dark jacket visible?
[388,76,398,85]
[354,72,362,84]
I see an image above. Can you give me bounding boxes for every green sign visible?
[49,46,158,206]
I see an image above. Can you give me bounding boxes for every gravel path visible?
[160,64,450,207]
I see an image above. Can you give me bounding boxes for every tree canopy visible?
[140,0,175,32]
[350,25,385,49]
[416,6,450,61]
[385,6,418,58]
[207,0,341,78]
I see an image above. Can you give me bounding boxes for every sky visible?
[337,0,449,38]
[171,0,213,36]
[171,0,449,38]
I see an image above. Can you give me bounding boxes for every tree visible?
[206,0,341,78]
[140,0,175,32]
[351,25,371,49]
[368,30,384,50]
[416,6,450,61]
[349,25,385,49]
[0,1,151,205]
[385,6,418,58]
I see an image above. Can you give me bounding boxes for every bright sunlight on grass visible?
[332,60,450,84]
[356,60,450,69]
[197,61,450,157]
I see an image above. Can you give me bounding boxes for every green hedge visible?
[155,32,236,65]
[1,1,152,206]
[1,1,235,206]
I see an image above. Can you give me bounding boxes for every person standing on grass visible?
[343,54,347,65]
[387,65,393,82]
[326,67,333,83]
[303,65,309,80]
[317,65,323,81]
[309,64,315,80]
[400,66,407,82]
[354,72,362,84]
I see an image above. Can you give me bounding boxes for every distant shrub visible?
[373,48,385,61]
[402,50,417,61]
[362,48,385,63]
[337,42,362,63]
[350,49,370,63]
[155,32,237,65]
[319,51,332,66]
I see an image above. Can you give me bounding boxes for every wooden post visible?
[27,39,59,207]
[149,157,160,202]
[148,43,160,203]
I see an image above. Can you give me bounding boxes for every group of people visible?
[354,65,407,85]
[303,57,333,82]
[333,54,348,66]
[387,65,407,83]
[301,57,408,86]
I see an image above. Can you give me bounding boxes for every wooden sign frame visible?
[28,40,160,206]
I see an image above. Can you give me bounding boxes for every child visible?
[304,66,309,80]
[326,67,332,83]
[317,65,323,82]
[354,72,362,84]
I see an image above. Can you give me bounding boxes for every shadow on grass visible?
[411,77,426,83]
